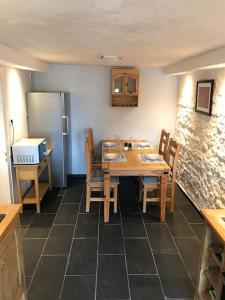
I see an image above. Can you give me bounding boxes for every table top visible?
[102,139,170,173]
[201,208,225,244]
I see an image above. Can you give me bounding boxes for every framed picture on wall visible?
[195,80,214,116]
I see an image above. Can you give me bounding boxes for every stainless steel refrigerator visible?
[27,92,69,187]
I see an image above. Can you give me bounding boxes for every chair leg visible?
[86,185,91,212]
[139,180,143,202]
[170,183,175,213]
[113,185,118,213]
[143,186,147,213]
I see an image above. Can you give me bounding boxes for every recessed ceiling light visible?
[98,55,122,63]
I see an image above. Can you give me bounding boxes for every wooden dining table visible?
[102,140,171,223]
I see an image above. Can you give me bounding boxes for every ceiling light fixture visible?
[98,55,122,63]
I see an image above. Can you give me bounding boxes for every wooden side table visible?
[15,150,52,213]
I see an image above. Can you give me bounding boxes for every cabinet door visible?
[112,75,124,95]
[125,74,139,95]
[0,220,25,300]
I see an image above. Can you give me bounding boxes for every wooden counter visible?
[0,204,27,300]
[195,209,225,300]
[201,209,225,245]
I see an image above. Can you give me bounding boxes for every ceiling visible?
[0,0,225,67]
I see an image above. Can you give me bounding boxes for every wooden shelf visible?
[197,291,215,300]
[23,182,49,204]
[208,244,223,268]
[15,151,52,213]
[206,266,221,294]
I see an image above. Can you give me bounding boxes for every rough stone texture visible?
[175,69,225,209]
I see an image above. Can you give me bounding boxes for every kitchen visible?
[0,1,225,300]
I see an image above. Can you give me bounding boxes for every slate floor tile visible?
[100,204,121,224]
[43,225,74,255]
[190,223,204,241]
[154,253,195,298]
[146,223,177,253]
[141,205,161,223]
[129,275,164,300]
[181,204,203,223]
[54,203,79,224]
[23,239,46,276]
[25,276,32,290]
[125,238,156,274]
[67,239,97,275]
[99,224,124,254]
[97,255,129,300]
[40,188,62,213]
[28,255,67,300]
[24,214,55,238]
[174,237,200,274]
[122,214,146,237]
[20,210,35,226]
[62,187,83,203]
[166,212,194,237]
[79,196,100,213]
[61,275,96,300]
[74,213,99,238]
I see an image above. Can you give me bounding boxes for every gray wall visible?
[176,69,225,209]
[32,64,178,174]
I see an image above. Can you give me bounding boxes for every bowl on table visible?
[143,154,161,161]
[103,153,120,161]
[137,142,151,148]
[103,142,118,148]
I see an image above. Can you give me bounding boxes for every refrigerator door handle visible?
[62,115,69,135]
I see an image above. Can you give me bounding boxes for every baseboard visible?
[176,180,200,212]
[67,174,86,178]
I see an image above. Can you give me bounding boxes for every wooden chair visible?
[85,137,119,213]
[139,138,180,214]
[159,129,170,159]
[87,128,102,168]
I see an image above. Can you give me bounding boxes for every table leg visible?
[47,155,52,191]
[160,173,167,222]
[104,172,110,223]
[16,170,23,212]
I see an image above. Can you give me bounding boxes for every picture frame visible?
[195,80,214,116]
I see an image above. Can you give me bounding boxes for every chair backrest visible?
[165,138,180,181]
[85,136,92,182]
[87,128,94,155]
[159,129,170,159]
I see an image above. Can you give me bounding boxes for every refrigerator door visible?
[27,92,67,187]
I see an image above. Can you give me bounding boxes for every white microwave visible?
[12,138,47,164]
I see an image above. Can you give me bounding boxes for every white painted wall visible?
[0,67,32,203]
[32,65,178,174]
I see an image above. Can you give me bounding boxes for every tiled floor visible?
[20,176,203,300]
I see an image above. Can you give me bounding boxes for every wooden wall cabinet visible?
[111,69,139,107]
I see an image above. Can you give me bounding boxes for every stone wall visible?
[175,68,225,209]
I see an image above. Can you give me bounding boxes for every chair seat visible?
[91,169,119,184]
[141,175,173,185]
[140,176,160,184]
